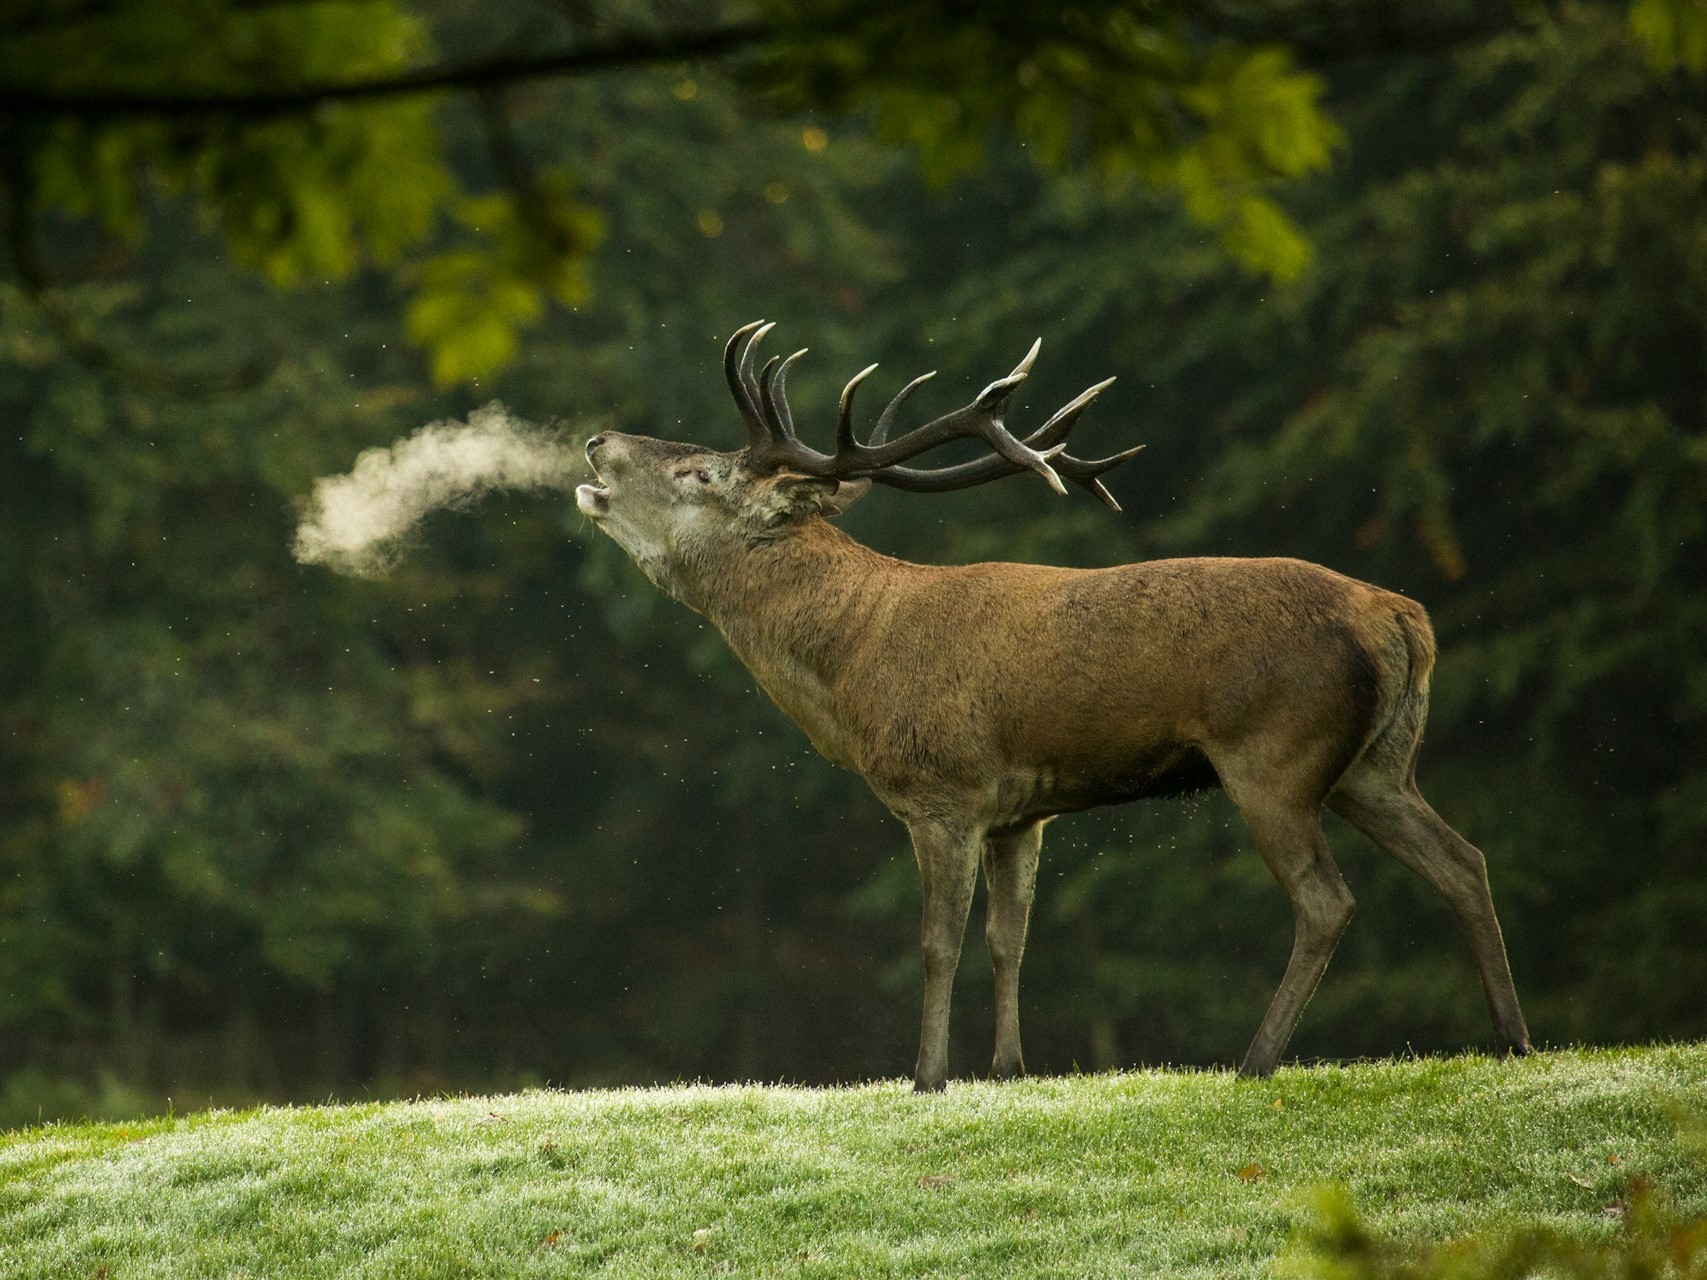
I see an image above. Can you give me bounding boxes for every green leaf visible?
[1223,194,1313,282]
[406,251,543,386]
[1630,0,1707,72]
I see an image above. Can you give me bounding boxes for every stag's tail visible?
[1353,597,1437,787]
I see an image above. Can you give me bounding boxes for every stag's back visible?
[847,554,1427,817]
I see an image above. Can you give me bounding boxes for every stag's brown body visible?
[576,323,1531,1088]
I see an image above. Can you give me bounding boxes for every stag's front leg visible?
[908,819,983,1092]
[984,822,1043,1081]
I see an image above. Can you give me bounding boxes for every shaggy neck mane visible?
[693,520,899,670]
[673,520,911,750]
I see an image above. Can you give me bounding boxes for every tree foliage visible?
[2,0,1342,390]
[1280,1175,1707,1280]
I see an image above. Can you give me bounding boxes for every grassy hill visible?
[3,1046,1705,1278]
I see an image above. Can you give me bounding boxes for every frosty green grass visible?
[3,1045,1704,1279]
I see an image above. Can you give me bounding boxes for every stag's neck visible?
[682,520,901,767]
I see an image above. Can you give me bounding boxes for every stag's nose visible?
[585,433,607,463]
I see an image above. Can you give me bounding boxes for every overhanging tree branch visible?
[0,19,771,120]
[0,5,1526,126]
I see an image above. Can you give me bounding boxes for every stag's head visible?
[576,321,1143,593]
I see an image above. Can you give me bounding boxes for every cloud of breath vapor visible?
[293,404,580,577]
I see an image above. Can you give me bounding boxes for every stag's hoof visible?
[912,1076,948,1094]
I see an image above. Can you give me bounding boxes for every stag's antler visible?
[722,321,1144,511]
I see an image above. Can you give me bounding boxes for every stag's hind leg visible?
[1217,753,1357,1078]
[983,822,1043,1081]
[1327,765,1530,1056]
[1238,807,1355,1077]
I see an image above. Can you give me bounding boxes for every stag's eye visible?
[695,469,711,484]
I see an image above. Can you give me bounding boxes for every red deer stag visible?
[577,320,1531,1089]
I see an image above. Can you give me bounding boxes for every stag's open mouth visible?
[575,479,610,516]
[578,436,613,516]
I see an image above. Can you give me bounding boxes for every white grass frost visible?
[4,1048,1706,1280]
[292,404,580,577]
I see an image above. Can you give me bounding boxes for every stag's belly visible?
[991,742,1223,832]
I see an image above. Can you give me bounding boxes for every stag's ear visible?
[763,472,871,522]
[819,477,872,518]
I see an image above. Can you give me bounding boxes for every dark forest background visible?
[2,0,1704,1125]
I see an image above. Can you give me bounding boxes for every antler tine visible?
[851,371,1140,508]
[1052,443,1147,511]
[974,419,1069,496]
[1009,337,1041,379]
[758,352,783,433]
[853,341,1067,495]
[836,363,880,455]
[722,324,832,468]
[723,320,769,445]
[869,371,936,446]
[862,439,1143,510]
[738,321,779,450]
[770,348,808,441]
[739,322,776,398]
[1019,376,1118,449]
